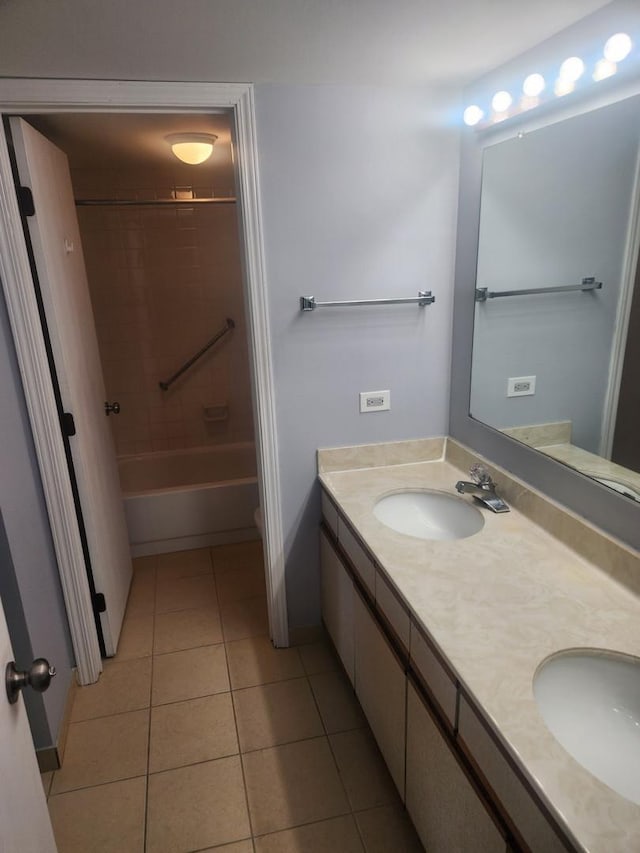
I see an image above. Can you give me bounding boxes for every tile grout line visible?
[65,704,151,726]
[143,558,158,852]
[323,713,364,821]
[251,811,372,845]
[152,638,226,660]
[217,548,259,848]
[146,750,242,780]
[49,771,149,799]
[302,645,370,833]
[53,546,383,851]
[296,672,367,849]
[209,548,256,853]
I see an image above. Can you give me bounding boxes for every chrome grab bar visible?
[300,291,435,311]
[159,318,235,391]
[475,277,602,302]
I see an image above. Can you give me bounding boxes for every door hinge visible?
[93,593,106,614]
[17,185,35,217]
[62,411,76,437]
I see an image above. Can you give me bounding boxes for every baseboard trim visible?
[130,526,260,558]
[36,668,77,772]
[36,746,58,773]
[289,624,325,646]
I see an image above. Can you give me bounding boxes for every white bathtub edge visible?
[130,526,260,558]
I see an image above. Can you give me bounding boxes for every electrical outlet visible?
[360,390,390,413]
[507,376,536,397]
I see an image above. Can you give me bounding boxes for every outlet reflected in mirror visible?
[469,93,640,502]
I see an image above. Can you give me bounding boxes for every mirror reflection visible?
[470,94,640,502]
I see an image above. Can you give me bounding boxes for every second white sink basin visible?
[592,475,640,503]
[534,650,640,804]
[373,490,484,541]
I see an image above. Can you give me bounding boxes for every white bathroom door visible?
[10,117,132,656]
[0,595,57,853]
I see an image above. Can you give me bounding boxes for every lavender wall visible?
[255,84,459,626]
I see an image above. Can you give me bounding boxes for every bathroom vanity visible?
[318,437,640,853]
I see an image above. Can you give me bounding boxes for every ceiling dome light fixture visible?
[166,133,218,165]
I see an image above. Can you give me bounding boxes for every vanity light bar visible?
[463,31,635,128]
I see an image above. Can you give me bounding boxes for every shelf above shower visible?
[75,197,236,206]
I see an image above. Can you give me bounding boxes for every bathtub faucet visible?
[455,464,510,513]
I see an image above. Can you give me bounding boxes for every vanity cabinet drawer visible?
[320,528,355,683]
[338,517,375,598]
[354,591,406,799]
[375,570,410,651]
[410,623,457,728]
[458,696,567,853]
[321,490,338,538]
[406,681,506,853]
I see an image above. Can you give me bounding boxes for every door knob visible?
[6,659,56,705]
[105,401,121,416]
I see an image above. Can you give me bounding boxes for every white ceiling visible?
[5,0,613,170]
[0,0,611,87]
[29,113,234,171]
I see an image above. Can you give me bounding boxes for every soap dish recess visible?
[203,404,228,423]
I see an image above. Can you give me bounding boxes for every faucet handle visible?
[469,463,493,486]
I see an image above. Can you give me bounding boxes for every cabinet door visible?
[406,682,505,853]
[458,697,567,853]
[354,591,406,799]
[320,528,355,682]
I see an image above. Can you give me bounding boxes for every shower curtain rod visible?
[75,197,236,207]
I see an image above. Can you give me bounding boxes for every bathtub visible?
[118,443,260,557]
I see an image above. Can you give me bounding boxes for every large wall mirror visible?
[451,22,640,552]
[470,94,640,503]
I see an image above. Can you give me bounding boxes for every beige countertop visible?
[500,422,640,501]
[318,442,640,853]
[537,442,640,500]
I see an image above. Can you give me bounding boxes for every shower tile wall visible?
[73,168,254,457]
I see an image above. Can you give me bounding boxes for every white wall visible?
[256,84,459,626]
[470,98,639,453]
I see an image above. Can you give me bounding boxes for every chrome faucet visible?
[455,463,510,513]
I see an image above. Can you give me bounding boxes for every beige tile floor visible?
[43,541,423,853]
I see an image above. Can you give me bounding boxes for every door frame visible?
[600,143,640,457]
[0,79,288,684]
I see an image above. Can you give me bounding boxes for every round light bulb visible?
[523,73,545,97]
[463,105,484,127]
[491,90,513,113]
[604,32,632,63]
[593,58,617,81]
[559,56,585,83]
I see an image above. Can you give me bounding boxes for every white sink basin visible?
[373,490,484,541]
[534,650,640,804]
[592,475,640,503]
